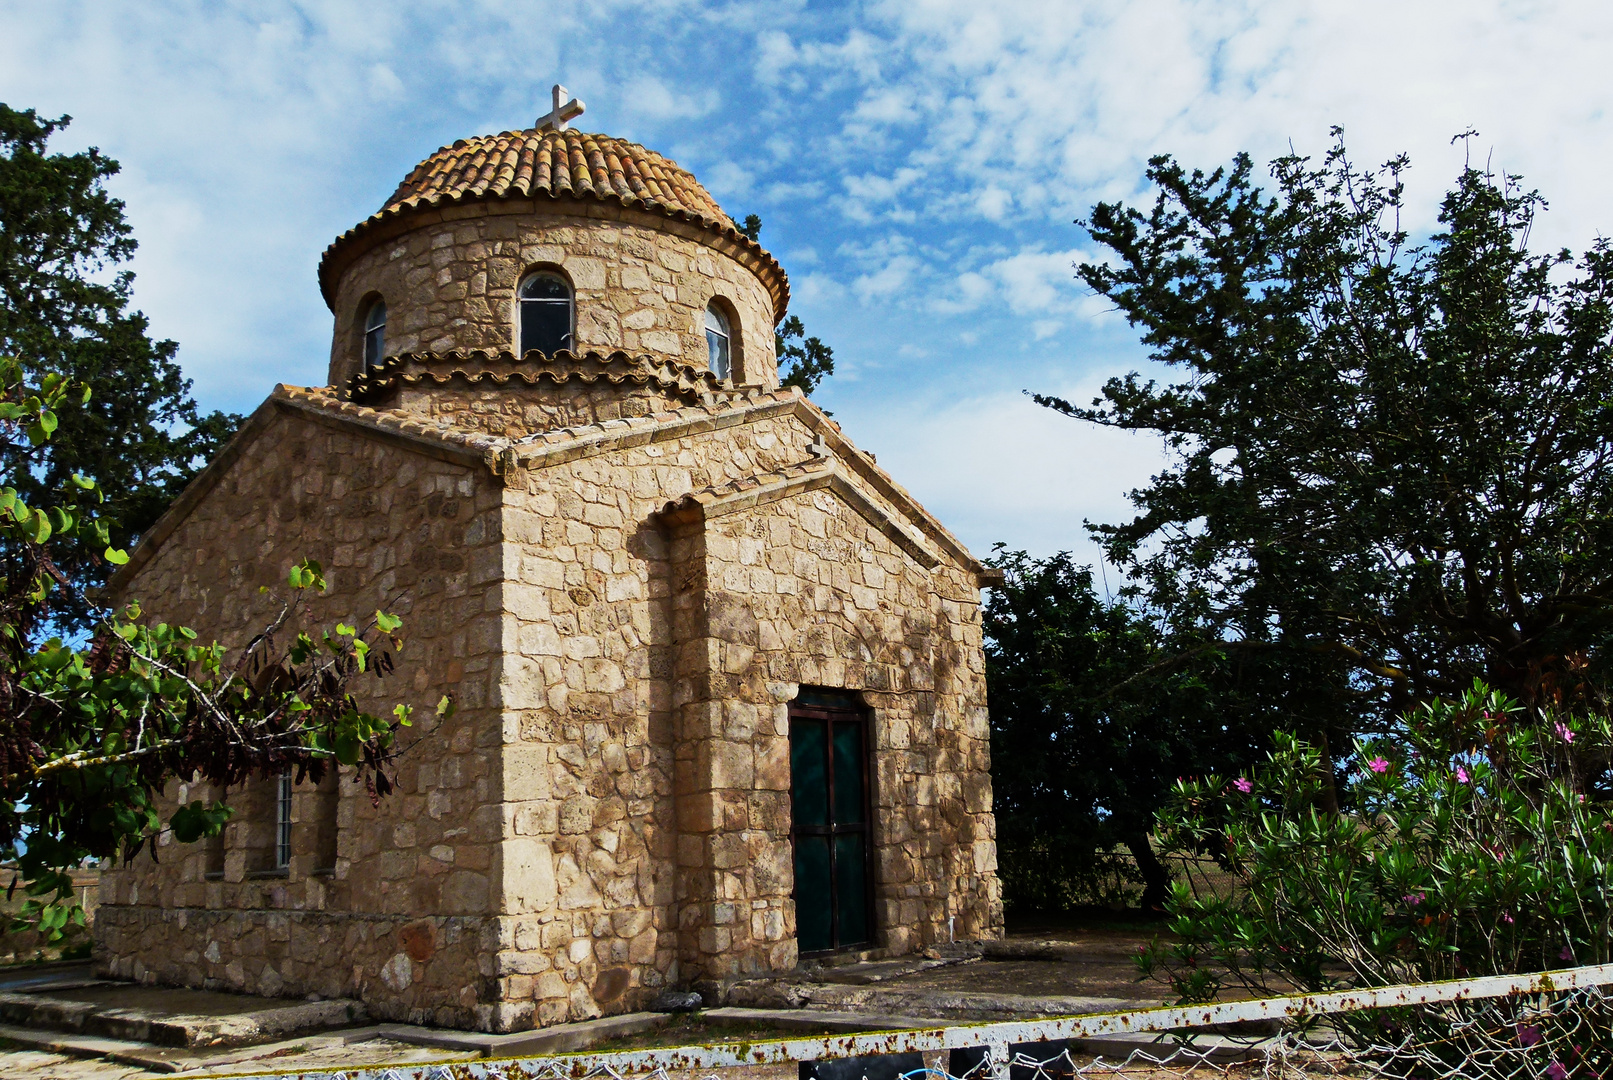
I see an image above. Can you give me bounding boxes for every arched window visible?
[362,300,387,371]
[519,272,574,356]
[705,303,732,380]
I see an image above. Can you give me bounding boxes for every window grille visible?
[276,771,293,869]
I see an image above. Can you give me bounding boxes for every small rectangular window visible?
[276,771,293,869]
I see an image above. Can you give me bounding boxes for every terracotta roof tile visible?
[342,348,733,408]
[319,127,789,321]
[273,384,510,459]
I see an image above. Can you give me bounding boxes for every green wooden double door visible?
[788,692,872,954]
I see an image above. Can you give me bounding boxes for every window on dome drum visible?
[362,300,387,371]
[519,273,574,356]
[705,303,732,380]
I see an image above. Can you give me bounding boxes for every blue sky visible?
[3,1,1611,570]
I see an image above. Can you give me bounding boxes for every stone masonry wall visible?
[327,204,778,392]
[485,410,818,1028]
[671,484,1002,971]
[94,391,1002,1034]
[487,406,1001,1028]
[95,406,511,1029]
[389,381,707,439]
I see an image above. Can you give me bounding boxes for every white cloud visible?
[624,75,719,121]
[763,0,1613,253]
[834,383,1168,566]
[974,185,1013,221]
[754,30,801,87]
[841,166,922,205]
[762,179,826,203]
[367,64,405,101]
[792,272,847,304]
[852,86,920,126]
[928,247,1086,316]
[3,0,1610,562]
[987,248,1083,315]
[853,254,920,299]
[703,160,755,198]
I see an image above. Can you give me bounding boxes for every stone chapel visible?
[92,95,1004,1032]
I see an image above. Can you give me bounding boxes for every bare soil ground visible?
[902,918,1172,1005]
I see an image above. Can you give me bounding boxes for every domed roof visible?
[319,128,788,320]
[384,129,733,226]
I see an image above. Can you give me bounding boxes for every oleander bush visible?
[1142,682,1613,1006]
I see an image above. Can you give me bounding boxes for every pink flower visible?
[1455,766,1470,784]
[1234,778,1253,794]
[1556,722,1575,744]
[1562,945,1575,961]
[1368,757,1390,774]
[1503,913,1515,925]
[1547,1062,1568,1080]
[1403,892,1424,906]
[1518,1024,1543,1047]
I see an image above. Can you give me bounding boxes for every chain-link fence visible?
[950,983,1613,1078]
[229,964,1613,1080]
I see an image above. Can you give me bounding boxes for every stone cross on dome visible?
[536,84,585,131]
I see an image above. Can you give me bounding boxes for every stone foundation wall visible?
[327,205,778,391]
[95,405,510,1029]
[95,907,498,1027]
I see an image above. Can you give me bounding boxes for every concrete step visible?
[0,1020,405,1073]
[0,988,367,1047]
[0,1022,173,1071]
[810,957,970,986]
[375,1011,672,1058]
[704,1006,948,1033]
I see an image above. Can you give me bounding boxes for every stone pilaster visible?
[664,508,796,987]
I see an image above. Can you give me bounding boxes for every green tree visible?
[985,548,1270,910]
[0,356,425,941]
[738,214,836,396]
[0,104,239,630]
[1039,132,1613,754]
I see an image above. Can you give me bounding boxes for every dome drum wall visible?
[390,383,693,437]
[326,202,779,391]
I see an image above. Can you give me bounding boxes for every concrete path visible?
[0,921,1186,1077]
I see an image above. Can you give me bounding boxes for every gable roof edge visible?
[658,459,942,571]
[786,399,994,582]
[104,394,279,597]
[502,389,995,584]
[105,386,504,596]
